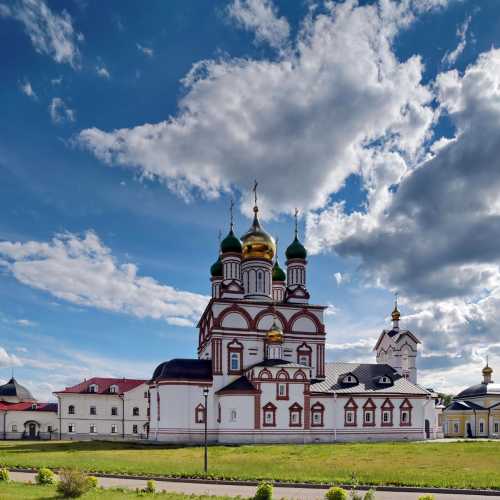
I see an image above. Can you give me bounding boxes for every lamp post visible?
[203,386,209,474]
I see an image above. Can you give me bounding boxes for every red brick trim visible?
[344,397,358,427]
[227,338,244,375]
[363,398,376,427]
[289,402,303,428]
[381,398,394,427]
[216,304,253,329]
[263,402,277,427]
[254,384,261,429]
[254,308,288,331]
[311,401,325,427]
[276,382,289,400]
[289,310,324,334]
[297,342,312,366]
[400,398,413,426]
[293,369,307,380]
[195,403,205,424]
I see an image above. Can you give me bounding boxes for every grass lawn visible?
[0,440,499,489]
[0,482,243,499]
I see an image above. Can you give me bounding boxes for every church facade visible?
[149,198,443,443]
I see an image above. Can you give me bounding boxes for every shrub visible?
[56,469,94,498]
[418,496,435,500]
[0,468,9,481]
[145,479,156,493]
[36,467,57,485]
[325,486,348,500]
[87,476,98,488]
[254,481,273,500]
[363,490,376,500]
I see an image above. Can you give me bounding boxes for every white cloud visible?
[442,15,471,67]
[0,230,209,327]
[0,0,82,68]
[0,346,22,368]
[227,0,289,50]
[78,0,435,218]
[19,80,37,100]
[307,48,500,382]
[325,303,339,316]
[96,65,110,79]
[136,43,153,57]
[334,272,350,286]
[16,319,36,327]
[49,97,75,123]
[51,76,62,85]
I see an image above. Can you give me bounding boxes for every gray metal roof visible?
[0,377,35,401]
[310,362,429,395]
[247,359,309,370]
[456,382,500,399]
[446,400,484,411]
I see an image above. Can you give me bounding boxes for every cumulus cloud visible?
[308,48,500,379]
[136,43,153,57]
[19,80,37,100]
[0,346,22,368]
[16,319,36,327]
[0,0,82,68]
[227,0,289,49]
[442,15,471,67]
[96,65,110,79]
[49,97,75,123]
[78,0,435,218]
[0,231,209,327]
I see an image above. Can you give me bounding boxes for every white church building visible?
[149,197,443,443]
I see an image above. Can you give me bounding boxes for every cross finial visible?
[294,208,299,239]
[394,291,399,309]
[229,198,235,231]
[217,229,222,245]
[253,180,258,207]
[487,355,489,367]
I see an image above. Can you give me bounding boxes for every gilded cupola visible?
[241,185,275,261]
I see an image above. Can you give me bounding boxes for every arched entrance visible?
[425,419,430,439]
[24,421,39,439]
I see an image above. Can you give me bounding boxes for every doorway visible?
[425,419,430,439]
[28,423,37,439]
[466,422,473,438]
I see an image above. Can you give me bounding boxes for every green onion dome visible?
[220,229,242,254]
[210,256,223,277]
[272,259,286,281]
[285,236,307,260]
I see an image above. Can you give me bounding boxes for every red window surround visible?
[381,398,394,427]
[227,339,244,375]
[310,402,325,427]
[363,398,376,427]
[289,402,303,427]
[276,382,289,400]
[195,403,206,424]
[297,343,312,366]
[262,402,277,427]
[400,398,413,426]
[344,397,358,427]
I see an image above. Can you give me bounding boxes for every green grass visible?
[0,482,242,500]
[0,440,499,489]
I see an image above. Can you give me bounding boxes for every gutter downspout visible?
[3,411,6,440]
[58,396,62,440]
[121,395,125,440]
[423,395,431,439]
[333,392,337,442]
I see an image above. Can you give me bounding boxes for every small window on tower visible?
[257,271,264,293]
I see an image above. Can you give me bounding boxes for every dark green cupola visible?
[210,255,223,277]
[286,209,307,260]
[285,236,307,260]
[220,229,242,254]
[272,259,286,281]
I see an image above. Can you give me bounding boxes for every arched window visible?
[311,402,325,427]
[399,399,412,426]
[363,398,376,427]
[195,403,206,424]
[68,405,75,415]
[344,398,358,427]
[132,407,140,416]
[109,385,118,394]
[289,403,303,427]
[227,339,243,375]
[257,270,264,293]
[262,402,277,427]
[381,398,394,427]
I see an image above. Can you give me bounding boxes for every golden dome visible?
[241,206,276,261]
[266,320,283,344]
[483,364,493,376]
[391,305,400,322]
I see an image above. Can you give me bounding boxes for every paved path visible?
[9,471,499,500]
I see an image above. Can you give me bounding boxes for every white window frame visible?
[68,424,75,433]
[111,424,117,434]
[90,424,97,434]
[230,352,240,371]
[133,424,138,434]
[346,411,355,423]
[364,411,372,424]
[111,406,118,416]
[109,385,118,394]
[88,384,98,393]
[278,383,286,397]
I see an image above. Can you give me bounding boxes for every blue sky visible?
[1,0,500,400]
